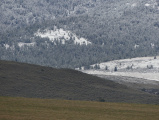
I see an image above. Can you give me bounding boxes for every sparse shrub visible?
[79,66,81,70]
[154,56,157,59]
[126,66,132,70]
[114,66,117,72]
[90,66,94,69]
[98,97,105,102]
[94,64,100,70]
[105,66,108,70]
[84,65,90,70]
[147,65,153,69]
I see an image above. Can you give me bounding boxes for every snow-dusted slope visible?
[144,0,158,8]
[96,56,159,71]
[34,28,91,45]
[82,56,159,81]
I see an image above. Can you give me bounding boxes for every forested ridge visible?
[0,0,159,68]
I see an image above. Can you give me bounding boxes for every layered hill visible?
[0,60,159,104]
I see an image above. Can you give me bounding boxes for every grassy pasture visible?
[0,96,159,120]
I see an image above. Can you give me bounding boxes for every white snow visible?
[134,44,139,49]
[94,56,159,70]
[18,42,36,48]
[144,0,158,8]
[4,44,10,49]
[131,3,137,7]
[84,70,159,81]
[34,28,91,45]
[151,43,155,48]
[82,56,159,81]
[145,3,151,6]
[74,36,91,45]
[3,44,15,50]
[126,0,158,9]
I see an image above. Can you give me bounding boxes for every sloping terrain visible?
[0,60,159,104]
[82,56,159,95]
[97,75,159,95]
[0,0,90,32]
[34,28,91,45]
[82,56,159,81]
[0,0,159,68]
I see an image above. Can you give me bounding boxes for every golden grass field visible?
[0,96,159,120]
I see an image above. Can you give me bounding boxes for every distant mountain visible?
[0,0,159,68]
[0,60,159,104]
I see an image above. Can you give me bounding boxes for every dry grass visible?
[0,96,159,120]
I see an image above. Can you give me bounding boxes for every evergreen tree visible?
[114,66,117,72]
[105,66,108,70]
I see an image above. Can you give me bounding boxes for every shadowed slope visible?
[0,60,158,104]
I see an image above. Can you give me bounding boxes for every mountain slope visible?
[0,60,159,104]
[0,0,97,33]
[0,0,159,68]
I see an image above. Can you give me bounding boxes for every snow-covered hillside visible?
[82,56,159,81]
[34,28,91,45]
[125,0,158,9]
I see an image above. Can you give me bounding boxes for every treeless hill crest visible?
[0,60,159,104]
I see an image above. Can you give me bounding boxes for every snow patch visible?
[95,56,159,71]
[131,3,137,7]
[4,44,10,50]
[81,56,159,81]
[144,0,158,8]
[151,43,155,48]
[145,3,151,7]
[3,44,15,50]
[18,42,36,48]
[134,44,139,49]
[83,70,159,82]
[34,28,91,45]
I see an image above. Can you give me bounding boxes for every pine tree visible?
[114,66,117,72]
[105,66,108,70]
